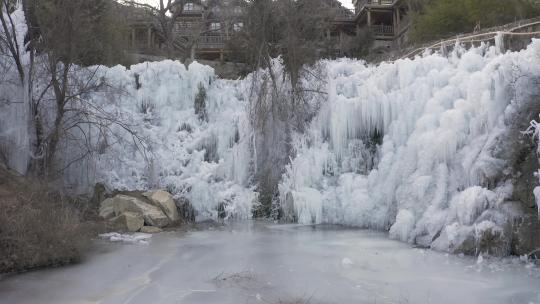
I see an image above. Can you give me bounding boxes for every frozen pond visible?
[0,221,539,304]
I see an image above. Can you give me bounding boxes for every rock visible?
[140,226,163,234]
[91,183,107,206]
[143,190,179,223]
[99,198,116,220]
[217,202,226,219]
[176,196,196,222]
[475,224,511,257]
[111,211,144,232]
[282,191,296,222]
[112,194,170,228]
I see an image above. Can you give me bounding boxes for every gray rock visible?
[111,194,170,228]
[111,211,144,232]
[140,226,163,234]
[99,198,116,220]
[143,190,179,223]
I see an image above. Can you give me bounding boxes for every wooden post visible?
[131,28,136,49]
[367,9,372,26]
[147,27,152,49]
[396,8,401,34]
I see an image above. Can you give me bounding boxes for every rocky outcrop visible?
[99,191,181,232]
[143,190,179,223]
[111,195,169,228]
[140,226,163,233]
[99,197,116,220]
[111,212,144,232]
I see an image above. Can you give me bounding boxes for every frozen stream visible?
[0,222,539,304]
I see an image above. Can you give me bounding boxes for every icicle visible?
[534,186,540,221]
[494,32,506,54]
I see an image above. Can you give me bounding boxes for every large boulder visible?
[140,226,163,234]
[102,194,170,228]
[110,211,144,232]
[99,198,116,220]
[143,190,179,223]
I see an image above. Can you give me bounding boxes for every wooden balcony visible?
[354,0,397,17]
[371,24,394,36]
[197,35,225,49]
[366,0,395,5]
[354,0,395,9]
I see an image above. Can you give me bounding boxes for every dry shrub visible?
[0,167,95,273]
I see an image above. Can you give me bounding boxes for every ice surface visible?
[0,222,539,304]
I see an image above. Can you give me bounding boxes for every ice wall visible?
[1,6,256,221]
[280,41,540,254]
[80,61,257,220]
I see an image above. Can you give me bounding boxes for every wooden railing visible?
[398,17,540,59]
[367,0,394,5]
[197,35,225,49]
[355,0,395,10]
[371,24,394,36]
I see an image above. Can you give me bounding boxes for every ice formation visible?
[2,6,540,254]
[280,41,540,253]
[83,61,257,220]
[0,6,32,174]
[0,6,256,220]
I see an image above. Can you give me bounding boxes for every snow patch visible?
[99,232,152,244]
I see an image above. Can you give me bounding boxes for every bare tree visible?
[229,0,334,216]
[20,0,148,178]
[0,0,24,83]
[0,1,36,174]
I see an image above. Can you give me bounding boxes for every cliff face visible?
[506,100,540,256]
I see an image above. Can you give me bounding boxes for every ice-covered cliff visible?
[79,61,257,220]
[279,41,540,255]
[2,4,540,255]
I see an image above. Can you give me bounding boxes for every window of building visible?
[211,22,221,31]
[233,22,244,32]
[184,2,194,11]
[234,6,242,14]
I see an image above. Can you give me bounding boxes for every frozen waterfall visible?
[279,40,540,255]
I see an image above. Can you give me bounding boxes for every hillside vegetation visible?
[410,0,540,43]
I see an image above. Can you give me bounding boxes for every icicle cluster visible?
[280,41,540,253]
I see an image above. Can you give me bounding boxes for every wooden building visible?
[122,0,245,61]
[352,0,410,49]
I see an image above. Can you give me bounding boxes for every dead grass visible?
[0,165,101,273]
